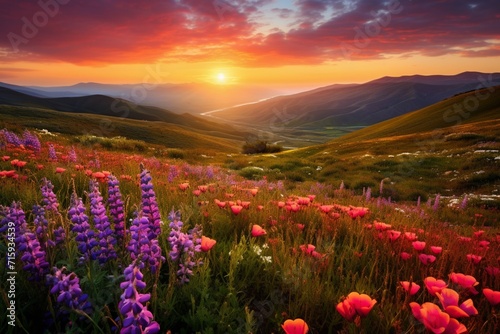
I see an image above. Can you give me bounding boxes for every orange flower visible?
[483,288,500,306]
[337,292,377,322]
[436,288,477,318]
[345,292,377,318]
[387,230,401,242]
[178,182,189,191]
[230,205,243,215]
[336,298,357,322]
[200,236,216,252]
[424,277,447,296]
[430,246,442,254]
[55,167,66,174]
[412,241,426,251]
[449,273,479,295]
[410,302,450,333]
[251,224,266,237]
[400,252,412,260]
[215,199,226,208]
[319,205,333,213]
[400,281,420,296]
[419,254,436,265]
[281,318,309,334]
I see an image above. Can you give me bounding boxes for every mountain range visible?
[1,71,499,149]
[0,81,283,114]
[207,72,500,140]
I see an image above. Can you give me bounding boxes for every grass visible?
[0,127,499,334]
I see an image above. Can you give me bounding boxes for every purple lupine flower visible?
[417,196,421,207]
[460,194,468,210]
[18,229,49,281]
[32,204,55,248]
[167,210,202,284]
[379,179,384,196]
[69,193,98,262]
[48,144,58,161]
[139,164,162,240]
[365,187,372,201]
[167,164,179,183]
[1,129,22,146]
[118,263,160,334]
[68,146,77,163]
[108,175,125,242]
[23,130,41,153]
[89,180,117,264]
[339,181,345,190]
[47,267,92,315]
[127,213,164,274]
[93,152,100,169]
[205,165,214,179]
[0,205,10,235]
[41,178,59,212]
[1,201,27,239]
[433,194,440,211]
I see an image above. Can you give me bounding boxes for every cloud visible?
[1,0,499,67]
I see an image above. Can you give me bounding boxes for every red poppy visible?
[200,236,216,252]
[251,224,266,237]
[424,277,447,296]
[483,288,500,306]
[281,318,309,334]
[400,281,420,296]
[230,205,243,215]
[449,273,479,295]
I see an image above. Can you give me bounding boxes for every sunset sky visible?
[1,0,499,91]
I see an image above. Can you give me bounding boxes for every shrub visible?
[242,140,282,154]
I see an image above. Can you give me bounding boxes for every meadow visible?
[0,128,499,334]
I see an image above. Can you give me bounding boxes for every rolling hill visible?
[0,81,284,114]
[222,86,500,201]
[0,86,250,142]
[208,72,500,137]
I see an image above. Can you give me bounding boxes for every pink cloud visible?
[0,0,499,66]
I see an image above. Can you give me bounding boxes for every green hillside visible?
[221,87,500,202]
[331,85,500,143]
[0,105,244,154]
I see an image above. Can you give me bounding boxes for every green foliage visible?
[242,140,282,154]
[73,135,148,151]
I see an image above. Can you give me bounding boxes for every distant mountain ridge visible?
[0,81,284,114]
[0,86,249,140]
[208,72,500,134]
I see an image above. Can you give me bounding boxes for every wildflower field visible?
[0,128,499,334]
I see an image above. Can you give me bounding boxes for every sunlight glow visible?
[217,73,226,83]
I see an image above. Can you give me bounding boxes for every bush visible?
[242,140,282,154]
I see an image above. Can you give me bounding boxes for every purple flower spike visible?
[41,178,60,213]
[1,201,27,239]
[89,180,117,264]
[18,229,49,281]
[69,193,98,262]
[68,146,77,163]
[23,130,41,153]
[47,267,92,315]
[48,144,58,161]
[127,212,164,274]
[167,210,202,284]
[139,164,162,240]
[108,175,126,242]
[118,263,160,334]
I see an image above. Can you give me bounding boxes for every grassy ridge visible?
[221,87,500,203]
[0,105,244,153]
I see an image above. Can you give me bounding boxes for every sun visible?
[216,72,226,83]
